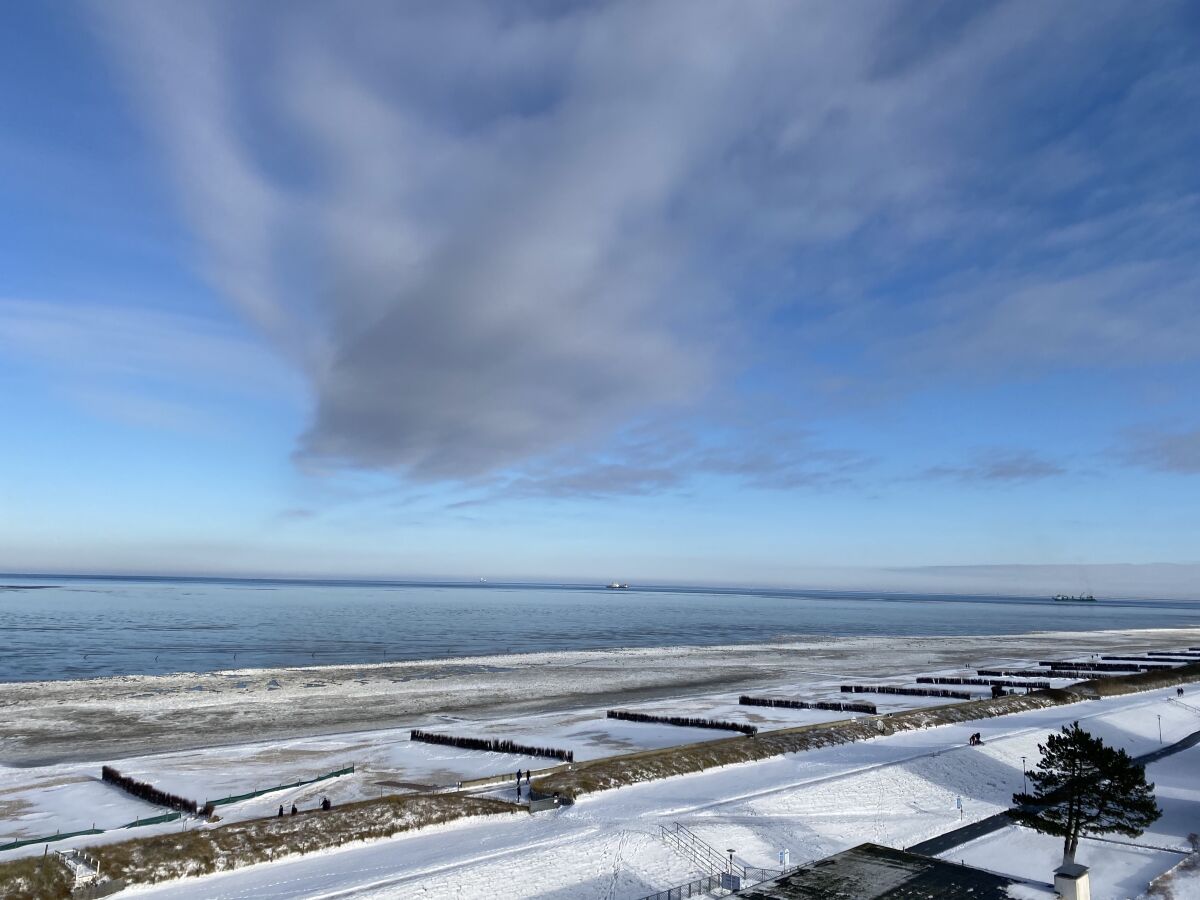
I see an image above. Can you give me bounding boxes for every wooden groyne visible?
[917,677,1050,690]
[101,766,197,814]
[1041,660,1175,672]
[533,662,1200,800]
[841,685,973,700]
[739,696,877,714]
[409,730,573,762]
[606,710,757,736]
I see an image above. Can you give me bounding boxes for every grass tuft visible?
[90,793,519,886]
[0,853,73,900]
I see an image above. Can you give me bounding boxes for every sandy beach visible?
[4,626,1198,766]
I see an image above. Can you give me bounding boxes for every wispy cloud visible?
[68,386,223,435]
[0,299,292,393]
[919,450,1068,484]
[1119,427,1200,474]
[451,423,873,505]
[0,297,299,431]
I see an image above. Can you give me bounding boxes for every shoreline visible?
[3,626,1199,767]
[5,622,1199,689]
[4,659,1199,896]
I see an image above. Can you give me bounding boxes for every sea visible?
[2,574,1199,683]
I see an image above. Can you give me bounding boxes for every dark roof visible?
[738,843,1025,900]
[1055,862,1089,879]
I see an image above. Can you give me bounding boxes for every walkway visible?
[907,717,1200,856]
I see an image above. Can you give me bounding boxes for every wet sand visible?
[3,627,1198,766]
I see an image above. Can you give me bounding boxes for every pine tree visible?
[1011,722,1160,866]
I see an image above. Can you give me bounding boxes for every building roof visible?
[1055,862,1089,879]
[738,843,1027,900]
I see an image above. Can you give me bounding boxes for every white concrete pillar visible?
[1054,863,1091,900]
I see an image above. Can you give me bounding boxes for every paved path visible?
[907,716,1200,857]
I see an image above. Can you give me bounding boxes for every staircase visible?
[56,849,100,886]
[658,822,745,879]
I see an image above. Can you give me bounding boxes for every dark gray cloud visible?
[920,450,1067,484]
[1120,428,1200,474]
[93,1,1200,489]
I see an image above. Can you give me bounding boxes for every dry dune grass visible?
[0,854,73,900]
[89,793,520,885]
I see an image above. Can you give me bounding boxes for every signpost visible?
[722,849,741,891]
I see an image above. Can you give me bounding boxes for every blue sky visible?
[1,1,1198,591]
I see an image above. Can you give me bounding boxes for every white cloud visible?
[0,299,291,392]
[0,298,300,431]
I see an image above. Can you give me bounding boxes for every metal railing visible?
[637,872,726,900]
[743,865,786,883]
[635,864,794,900]
[658,822,744,878]
[56,848,100,886]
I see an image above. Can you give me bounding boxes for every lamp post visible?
[1021,756,1027,795]
[727,849,735,874]
[1157,714,1162,744]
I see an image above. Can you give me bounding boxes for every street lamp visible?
[727,849,735,874]
[1157,714,1162,744]
[1021,756,1027,795]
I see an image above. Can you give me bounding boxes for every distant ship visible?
[606,582,629,590]
[1053,593,1097,602]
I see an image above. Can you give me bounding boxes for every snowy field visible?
[944,734,1200,899]
[3,627,1191,767]
[2,629,1197,899]
[0,643,1119,846]
[93,683,1200,899]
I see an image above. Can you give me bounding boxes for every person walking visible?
[291,803,298,816]
[278,804,284,817]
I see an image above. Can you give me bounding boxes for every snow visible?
[945,828,1180,900]
[1142,857,1200,900]
[0,645,1098,844]
[0,664,1094,850]
[938,730,1200,899]
[1142,750,1200,852]
[97,684,1200,899]
[3,627,1190,767]
[0,775,163,838]
[3,628,1198,899]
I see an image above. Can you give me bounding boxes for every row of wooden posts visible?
[100,766,197,814]
[409,729,574,761]
[738,696,877,714]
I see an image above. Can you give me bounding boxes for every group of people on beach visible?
[277,796,332,817]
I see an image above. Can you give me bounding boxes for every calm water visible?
[2,575,1199,683]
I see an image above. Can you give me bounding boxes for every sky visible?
[0,1,1198,592]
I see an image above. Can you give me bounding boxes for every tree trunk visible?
[1062,837,1077,867]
